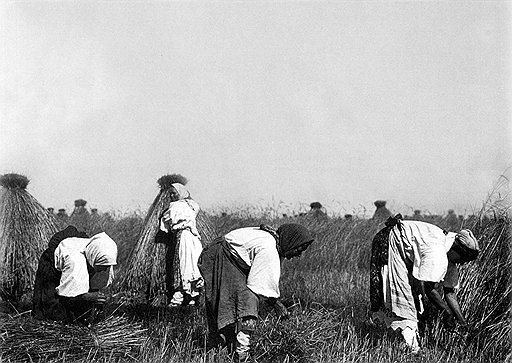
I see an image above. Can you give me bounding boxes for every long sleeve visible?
[246,245,281,298]
[54,243,90,297]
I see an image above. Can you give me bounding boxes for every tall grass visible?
[1,191,509,362]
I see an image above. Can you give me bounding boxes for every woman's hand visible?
[265,297,290,319]
[442,311,457,330]
[81,291,107,304]
[273,300,290,319]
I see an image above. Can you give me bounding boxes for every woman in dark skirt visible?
[198,223,314,362]
[32,226,118,324]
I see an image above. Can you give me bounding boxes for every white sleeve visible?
[159,216,169,233]
[246,245,281,298]
[169,202,199,236]
[411,235,448,283]
[54,247,90,297]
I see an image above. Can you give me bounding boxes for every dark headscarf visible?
[276,223,314,255]
[47,225,88,249]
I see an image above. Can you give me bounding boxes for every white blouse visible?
[224,227,281,298]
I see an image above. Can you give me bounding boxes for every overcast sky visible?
[1,2,510,217]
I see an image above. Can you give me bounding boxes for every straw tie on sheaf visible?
[157,174,188,190]
[0,173,30,190]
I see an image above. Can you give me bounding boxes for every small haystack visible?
[443,209,460,231]
[121,174,217,304]
[0,173,58,303]
[307,201,328,221]
[69,198,90,232]
[371,200,393,222]
[412,209,423,221]
[55,208,69,229]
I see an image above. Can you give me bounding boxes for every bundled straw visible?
[423,176,511,361]
[0,173,58,303]
[455,180,511,360]
[121,174,217,303]
[0,314,148,362]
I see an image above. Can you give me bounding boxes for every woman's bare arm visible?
[424,281,456,328]
[444,287,467,324]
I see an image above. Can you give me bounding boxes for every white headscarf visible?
[456,229,479,251]
[171,183,190,199]
[84,232,118,266]
[54,232,117,297]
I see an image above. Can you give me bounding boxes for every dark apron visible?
[198,237,258,334]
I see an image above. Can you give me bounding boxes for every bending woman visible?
[369,215,479,353]
[198,223,314,362]
[33,226,118,323]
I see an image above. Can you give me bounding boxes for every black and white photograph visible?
[0,2,510,362]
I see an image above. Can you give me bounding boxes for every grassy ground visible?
[1,204,510,362]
